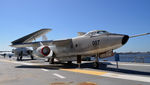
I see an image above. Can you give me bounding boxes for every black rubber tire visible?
[49,58,54,64]
[17,56,20,61]
[93,62,99,68]
[99,63,107,68]
[67,61,72,64]
[31,55,34,60]
[20,56,22,61]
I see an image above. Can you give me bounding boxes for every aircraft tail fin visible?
[11,29,51,45]
[77,32,86,36]
[42,35,48,41]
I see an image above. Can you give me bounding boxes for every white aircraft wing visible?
[130,33,150,38]
[10,39,73,48]
[11,29,51,45]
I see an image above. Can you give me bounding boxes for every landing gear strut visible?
[77,55,81,68]
[93,54,107,68]
[30,55,34,60]
[17,56,23,61]
[49,57,54,64]
[17,51,23,61]
[93,56,99,68]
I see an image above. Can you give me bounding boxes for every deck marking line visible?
[61,69,107,76]
[41,69,49,71]
[101,73,150,83]
[110,62,150,67]
[53,73,66,79]
[0,59,40,65]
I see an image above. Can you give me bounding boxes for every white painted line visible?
[119,63,150,67]
[110,62,150,67]
[101,73,150,83]
[53,73,66,79]
[41,69,49,72]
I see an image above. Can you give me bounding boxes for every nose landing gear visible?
[93,54,107,69]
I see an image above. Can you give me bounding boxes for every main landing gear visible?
[77,55,81,68]
[17,51,23,61]
[49,57,55,64]
[17,56,23,61]
[30,55,34,60]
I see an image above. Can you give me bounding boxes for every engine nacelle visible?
[32,46,51,58]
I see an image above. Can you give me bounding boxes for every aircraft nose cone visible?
[122,35,129,45]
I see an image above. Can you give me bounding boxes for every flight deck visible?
[0,56,150,85]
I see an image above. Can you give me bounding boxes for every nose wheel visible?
[94,54,107,68]
[93,62,107,68]
[93,55,99,68]
[93,62,99,68]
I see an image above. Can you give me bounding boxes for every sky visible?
[0,0,150,52]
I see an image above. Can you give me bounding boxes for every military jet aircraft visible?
[10,29,150,68]
[12,47,33,61]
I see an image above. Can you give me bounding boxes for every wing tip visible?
[41,28,52,31]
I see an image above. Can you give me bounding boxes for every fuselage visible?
[10,30,129,61]
[51,30,129,58]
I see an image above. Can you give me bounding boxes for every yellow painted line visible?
[61,69,107,76]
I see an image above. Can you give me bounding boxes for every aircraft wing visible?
[130,33,150,38]
[11,29,51,45]
[10,39,73,48]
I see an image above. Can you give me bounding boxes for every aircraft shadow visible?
[81,62,150,76]
[15,62,150,76]
[15,63,78,70]
[100,67,150,76]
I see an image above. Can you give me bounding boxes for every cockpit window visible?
[86,30,109,36]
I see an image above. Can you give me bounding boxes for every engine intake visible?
[41,46,50,56]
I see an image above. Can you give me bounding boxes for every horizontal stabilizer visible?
[11,29,51,45]
[130,33,150,38]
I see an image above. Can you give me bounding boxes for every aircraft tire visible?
[67,61,72,64]
[93,62,99,68]
[49,58,54,64]
[17,56,20,61]
[31,55,34,60]
[99,63,107,68]
[20,56,23,61]
[93,62,107,68]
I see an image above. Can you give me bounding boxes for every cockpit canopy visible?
[85,30,109,36]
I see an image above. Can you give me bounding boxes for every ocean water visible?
[100,53,150,63]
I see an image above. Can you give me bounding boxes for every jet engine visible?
[32,46,51,58]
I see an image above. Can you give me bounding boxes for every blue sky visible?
[0,0,150,52]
